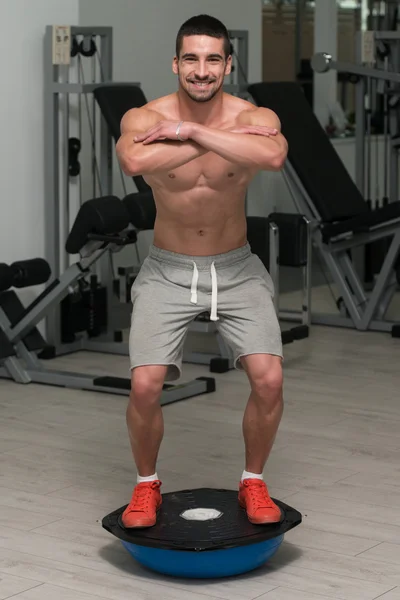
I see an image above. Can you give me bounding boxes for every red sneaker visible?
[121,480,162,528]
[238,478,282,524]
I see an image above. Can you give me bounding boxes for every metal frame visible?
[282,161,400,333]
[44,25,141,355]
[276,216,313,332]
[0,242,215,405]
[312,32,400,203]
[224,30,250,98]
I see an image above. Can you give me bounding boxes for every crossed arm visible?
[116,106,288,176]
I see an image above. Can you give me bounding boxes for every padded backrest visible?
[66,195,130,254]
[123,191,156,230]
[248,82,368,223]
[94,85,151,193]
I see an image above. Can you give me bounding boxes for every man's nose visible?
[195,62,208,79]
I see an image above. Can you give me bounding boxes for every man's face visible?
[173,35,231,103]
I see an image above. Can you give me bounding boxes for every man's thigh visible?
[216,254,283,370]
[129,257,201,381]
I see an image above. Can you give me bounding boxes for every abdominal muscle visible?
[144,157,251,256]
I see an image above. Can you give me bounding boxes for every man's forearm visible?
[117,136,208,176]
[189,124,285,171]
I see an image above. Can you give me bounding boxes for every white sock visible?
[137,473,158,484]
[241,469,263,482]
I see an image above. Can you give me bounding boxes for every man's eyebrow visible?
[181,52,224,59]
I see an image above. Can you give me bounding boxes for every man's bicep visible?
[238,107,288,165]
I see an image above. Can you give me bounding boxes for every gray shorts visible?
[129,243,283,381]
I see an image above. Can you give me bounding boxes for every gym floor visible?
[0,287,400,599]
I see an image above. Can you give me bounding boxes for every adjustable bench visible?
[0,195,215,403]
[249,81,400,336]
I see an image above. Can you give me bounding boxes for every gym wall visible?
[0,0,79,266]
[79,0,262,102]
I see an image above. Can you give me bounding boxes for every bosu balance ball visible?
[102,488,302,578]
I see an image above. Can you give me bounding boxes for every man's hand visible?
[134,120,279,145]
[187,107,287,171]
[116,109,208,176]
[134,120,191,145]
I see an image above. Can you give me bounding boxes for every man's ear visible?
[225,55,232,76]
[172,56,179,75]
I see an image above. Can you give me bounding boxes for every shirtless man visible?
[116,14,288,528]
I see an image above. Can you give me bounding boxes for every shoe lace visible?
[128,481,159,512]
[245,480,274,509]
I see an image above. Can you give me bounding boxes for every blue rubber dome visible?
[102,488,301,579]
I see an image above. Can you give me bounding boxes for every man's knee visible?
[246,356,283,399]
[130,365,167,406]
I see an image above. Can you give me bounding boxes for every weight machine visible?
[312,31,400,209]
[44,25,143,357]
[312,32,400,289]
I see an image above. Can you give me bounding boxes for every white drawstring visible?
[210,261,219,321]
[190,261,219,321]
[190,261,199,304]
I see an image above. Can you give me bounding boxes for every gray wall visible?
[79,0,262,101]
[0,0,79,266]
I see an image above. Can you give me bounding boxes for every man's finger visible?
[134,124,161,142]
[248,126,277,132]
[134,133,147,142]
[142,135,160,145]
[248,131,271,137]
[142,133,167,145]
[252,127,278,134]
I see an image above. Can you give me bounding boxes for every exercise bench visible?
[0,195,215,403]
[249,81,400,336]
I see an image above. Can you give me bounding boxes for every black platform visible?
[102,488,302,552]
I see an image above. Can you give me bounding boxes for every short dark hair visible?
[176,14,232,58]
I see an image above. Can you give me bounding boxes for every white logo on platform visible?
[180,508,223,521]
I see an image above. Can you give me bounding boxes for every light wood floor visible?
[1,319,400,599]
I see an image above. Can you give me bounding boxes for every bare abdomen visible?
[151,186,248,256]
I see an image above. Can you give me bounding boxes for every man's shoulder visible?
[236,103,280,127]
[145,92,176,115]
[121,93,176,127]
[225,94,278,123]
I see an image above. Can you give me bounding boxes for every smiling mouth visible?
[188,81,214,87]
